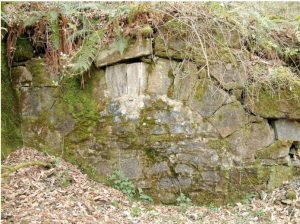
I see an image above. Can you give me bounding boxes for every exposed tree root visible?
[2,160,54,178]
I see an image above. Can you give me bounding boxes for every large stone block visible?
[190,79,230,118]
[88,68,107,108]
[274,119,300,141]
[19,87,58,117]
[105,64,127,98]
[25,58,59,86]
[147,59,175,95]
[105,62,147,98]
[12,66,32,87]
[120,157,143,180]
[127,63,148,96]
[147,161,170,176]
[95,39,152,67]
[255,140,292,165]
[208,101,252,138]
[210,62,248,90]
[227,121,275,163]
[173,61,202,102]
[177,149,220,169]
[245,71,300,120]
[154,36,188,60]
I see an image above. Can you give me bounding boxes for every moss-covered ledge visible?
[245,66,300,120]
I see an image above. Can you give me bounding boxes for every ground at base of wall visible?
[2,148,300,224]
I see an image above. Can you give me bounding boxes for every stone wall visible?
[11,37,300,205]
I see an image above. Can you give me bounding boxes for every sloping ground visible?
[1,148,300,224]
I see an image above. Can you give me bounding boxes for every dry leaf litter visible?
[1,148,300,223]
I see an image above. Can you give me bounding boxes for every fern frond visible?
[70,30,103,76]
[68,29,89,43]
[23,11,46,28]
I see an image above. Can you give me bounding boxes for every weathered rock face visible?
[12,37,300,205]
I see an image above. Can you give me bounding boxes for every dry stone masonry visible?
[11,37,300,205]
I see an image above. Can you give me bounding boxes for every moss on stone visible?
[1,42,22,159]
[255,140,291,160]
[13,36,34,62]
[154,36,186,60]
[194,79,208,101]
[190,191,227,206]
[227,165,272,204]
[167,70,175,98]
[286,189,297,200]
[267,165,294,190]
[145,148,160,162]
[162,20,189,36]
[61,77,98,141]
[25,58,48,86]
[247,83,300,119]
[33,75,102,181]
[246,65,300,119]
[140,25,153,36]
[208,139,232,153]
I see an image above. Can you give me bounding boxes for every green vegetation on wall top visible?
[1,2,299,85]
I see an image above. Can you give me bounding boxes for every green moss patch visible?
[13,36,34,62]
[25,58,49,86]
[246,64,300,119]
[1,42,22,159]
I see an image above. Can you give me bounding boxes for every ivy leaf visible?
[113,36,128,56]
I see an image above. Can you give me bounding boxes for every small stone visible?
[281,199,292,205]
[147,161,170,176]
[210,62,248,90]
[174,164,194,175]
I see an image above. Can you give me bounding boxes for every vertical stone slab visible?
[105,62,148,98]
[126,62,147,96]
[105,64,127,98]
